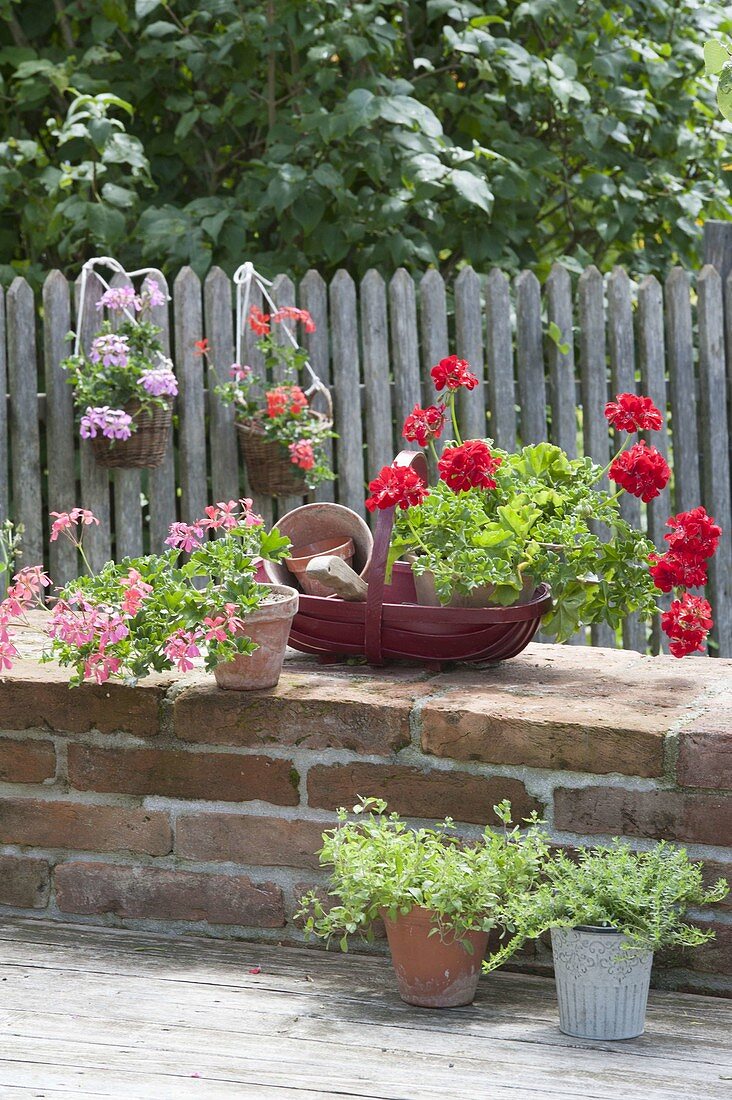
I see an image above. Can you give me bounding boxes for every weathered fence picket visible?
[4,254,732,657]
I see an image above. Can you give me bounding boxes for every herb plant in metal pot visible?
[298,798,549,1009]
[495,843,729,1040]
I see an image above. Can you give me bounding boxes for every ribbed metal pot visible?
[550,927,653,1040]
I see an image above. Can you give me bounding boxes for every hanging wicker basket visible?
[236,412,330,496]
[90,399,172,470]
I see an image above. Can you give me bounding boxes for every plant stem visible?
[449,392,463,445]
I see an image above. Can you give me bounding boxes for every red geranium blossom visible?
[249,305,271,336]
[431,355,479,392]
[365,464,430,512]
[265,385,308,418]
[403,404,446,447]
[661,593,713,658]
[194,338,209,356]
[438,440,502,493]
[648,552,708,593]
[272,306,316,334]
[664,506,721,561]
[609,440,670,502]
[289,440,315,470]
[604,393,663,433]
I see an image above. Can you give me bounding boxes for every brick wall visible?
[1,621,730,995]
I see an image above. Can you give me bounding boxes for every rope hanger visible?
[73,256,170,358]
[233,261,332,419]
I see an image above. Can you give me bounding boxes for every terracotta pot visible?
[380,906,488,1008]
[286,537,355,597]
[213,584,298,691]
[407,555,536,609]
[264,503,373,592]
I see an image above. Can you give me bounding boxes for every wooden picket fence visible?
[1,259,731,656]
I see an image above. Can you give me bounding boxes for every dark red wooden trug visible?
[277,450,552,668]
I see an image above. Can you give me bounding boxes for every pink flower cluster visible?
[89,333,129,368]
[163,603,247,673]
[95,277,166,313]
[139,366,178,397]
[0,566,52,670]
[80,406,133,441]
[164,499,262,553]
[50,508,99,543]
[48,594,130,684]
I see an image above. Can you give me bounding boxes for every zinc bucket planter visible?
[381,906,489,1009]
[213,584,299,691]
[550,927,653,1040]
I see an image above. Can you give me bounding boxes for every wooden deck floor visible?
[0,920,730,1099]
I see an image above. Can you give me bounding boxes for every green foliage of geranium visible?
[0,1,730,286]
[297,797,550,964]
[392,441,658,641]
[495,842,729,963]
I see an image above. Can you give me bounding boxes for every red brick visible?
[176,813,326,867]
[553,786,732,847]
[677,705,732,789]
[0,673,164,736]
[55,861,284,926]
[0,738,55,784]
[307,763,541,825]
[0,798,172,855]
[421,692,665,777]
[67,745,299,806]
[0,855,49,908]
[173,672,428,753]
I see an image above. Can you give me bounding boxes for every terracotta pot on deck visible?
[213,584,298,691]
[285,537,355,597]
[380,906,488,1008]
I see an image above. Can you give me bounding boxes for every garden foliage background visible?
[1,0,731,290]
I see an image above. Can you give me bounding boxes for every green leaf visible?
[719,61,732,123]
[704,40,729,77]
[135,0,162,16]
[449,170,493,214]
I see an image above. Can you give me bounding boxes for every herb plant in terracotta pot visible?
[44,500,295,690]
[298,798,549,1009]
[367,355,721,652]
[499,842,729,1040]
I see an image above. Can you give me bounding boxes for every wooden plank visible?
[697,265,732,657]
[42,271,77,585]
[545,263,577,459]
[515,270,547,445]
[389,268,421,444]
[578,266,614,648]
[330,270,365,515]
[0,287,8,531]
[74,271,111,571]
[174,267,207,525]
[300,270,334,503]
[147,272,176,553]
[271,273,305,518]
[665,267,700,512]
[454,266,486,440]
[109,271,143,561]
[419,269,448,463]
[607,267,645,654]
[6,278,44,571]
[637,275,670,655]
[485,269,516,451]
[703,219,732,283]
[240,281,272,528]
[204,267,239,506]
[361,270,393,477]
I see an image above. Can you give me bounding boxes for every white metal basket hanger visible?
[73,256,170,358]
[233,261,332,420]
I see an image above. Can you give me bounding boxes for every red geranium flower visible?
[194,338,209,356]
[648,552,708,593]
[609,440,670,502]
[365,464,430,512]
[438,440,502,493]
[664,506,721,561]
[249,305,271,336]
[604,393,663,433]
[661,593,713,658]
[431,355,479,392]
[265,385,308,418]
[403,404,446,447]
[289,440,315,471]
[272,306,316,334]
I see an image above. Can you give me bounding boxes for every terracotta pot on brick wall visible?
[213,584,298,691]
[285,537,355,597]
[380,906,489,1008]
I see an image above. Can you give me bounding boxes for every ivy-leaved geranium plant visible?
[42,500,290,685]
[297,798,549,966]
[209,304,334,488]
[366,356,721,655]
[62,278,177,443]
[494,842,728,963]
